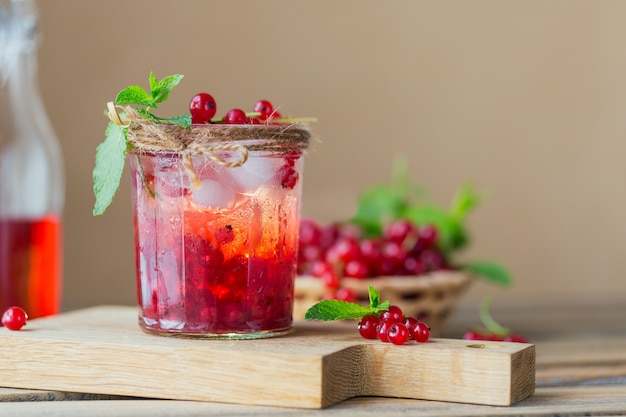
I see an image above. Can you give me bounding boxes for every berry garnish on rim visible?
[305,286,431,345]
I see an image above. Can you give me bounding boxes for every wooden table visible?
[1,301,625,416]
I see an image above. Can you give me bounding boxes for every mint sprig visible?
[305,286,390,321]
[92,72,191,216]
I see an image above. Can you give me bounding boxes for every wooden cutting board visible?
[0,306,535,409]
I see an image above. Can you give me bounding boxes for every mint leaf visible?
[461,260,512,286]
[93,121,128,215]
[305,286,391,321]
[115,86,156,107]
[304,300,371,321]
[150,73,184,104]
[135,108,192,129]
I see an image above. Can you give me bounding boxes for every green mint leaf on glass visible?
[93,121,127,215]
[304,286,390,321]
[93,72,189,216]
[149,72,184,104]
[115,85,157,108]
[135,108,192,129]
[461,260,512,286]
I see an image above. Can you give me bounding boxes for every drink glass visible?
[128,123,309,339]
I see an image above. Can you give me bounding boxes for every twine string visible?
[106,103,309,188]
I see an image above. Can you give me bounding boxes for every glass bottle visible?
[0,0,64,318]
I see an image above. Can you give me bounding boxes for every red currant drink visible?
[129,124,308,338]
[0,215,62,318]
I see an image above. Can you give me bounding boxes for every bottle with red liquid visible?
[0,0,64,318]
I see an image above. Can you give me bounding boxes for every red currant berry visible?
[380,305,404,323]
[189,93,217,124]
[343,259,370,278]
[404,316,420,336]
[335,287,357,302]
[215,224,234,244]
[1,306,28,331]
[254,99,274,120]
[358,314,379,339]
[384,219,417,243]
[504,334,529,343]
[387,323,410,345]
[418,224,438,247]
[411,321,431,343]
[299,218,322,246]
[321,270,340,289]
[462,330,487,341]
[325,238,361,264]
[223,108,247,124]
[376,320,393,342]
[276,164,298,189]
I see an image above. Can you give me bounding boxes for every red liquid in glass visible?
[131,151,302,337]
[0,215,62,319]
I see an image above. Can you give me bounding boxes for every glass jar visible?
[0,0,64,318]
[127,123,309,338]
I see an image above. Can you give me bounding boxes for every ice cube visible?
[191,178,237,210]
[229,155,280,193]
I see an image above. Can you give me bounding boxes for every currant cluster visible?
[359,305,430,345]
[1,306,28,331]
[189,94,282,125]
[297,218,450,297]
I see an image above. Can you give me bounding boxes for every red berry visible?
[380,305,404,323]
[504,334,529,343]
[223,108,247,124]
[321,270,340,289]
[411,321,431,343]
[384,219,417,243]
[462,330,487,341]
[325,238,361,264]
[387,323,410,345]
[418,224,438,247]
[376,320,392,342]
[254,99,274,120]
[276,164,298,189]
[1,306,28,331]
[358,315,379,339]
[299,218,322,246]
[343,259,370,278]
[189,93,217,124]
[215,224,234,244]
[404,316,420,336]
[335,287,357,302]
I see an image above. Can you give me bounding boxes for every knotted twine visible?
[107,103,311,188]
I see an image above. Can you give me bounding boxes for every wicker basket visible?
[294,270,473,337]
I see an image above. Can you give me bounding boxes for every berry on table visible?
[223,108,247,124]
[376,320,392,342]
[387,323,410,345]
[1,306,28,331]
[380,305,404,324]
[189,93,217,124]
[411,321,431,343]
[358,314,380,339]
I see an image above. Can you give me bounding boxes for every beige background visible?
[34,0,626,313]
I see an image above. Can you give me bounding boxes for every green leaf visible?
[115,86,156,107]
[479,294,510,336]
[135,109,192,129]
[400,205,464,252]
[304,300,371,321]
[461,260,512,286]
[150,73,184,104]
[93,121,128,216]
[450,183,481,221]
[368,286,381,309]
[351,184,406,237]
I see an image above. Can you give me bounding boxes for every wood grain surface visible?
[0,306,535,409]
